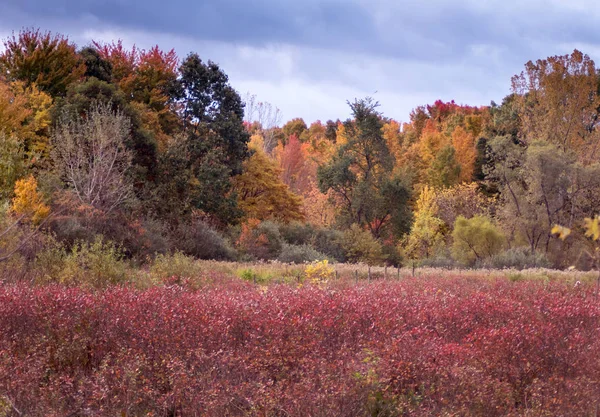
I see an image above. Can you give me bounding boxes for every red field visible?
[1,276,599,416]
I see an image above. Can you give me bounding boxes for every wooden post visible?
[355,270,358,284]
[412,261,415,277]
[384,266,388,280]
[368,266,371,282]
[335,270,339,280]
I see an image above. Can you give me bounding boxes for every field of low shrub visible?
[1,274,600,416]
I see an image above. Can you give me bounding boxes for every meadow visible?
[1,262,599,416]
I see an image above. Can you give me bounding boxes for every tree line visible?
[2,29,600,270]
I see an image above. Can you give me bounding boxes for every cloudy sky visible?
[1,0,599,124]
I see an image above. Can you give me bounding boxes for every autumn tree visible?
[0,175,51,263]
[276,134,313,194]
[511,50,600,162]
[340,224,384,265]
[92,40,137,85]
[404,185,444,260]
[89,42,180,148]
[11,175,50,225]
[318,98,412,238]
[425,145,461,188]
[0,29,85,97]
[51,103,134,214]
[0,78,30,136]
[232,146,304,223]
[452,126,477,183]
[282,118,308,141]
[487,136,600,260]
[53,77,158,188]
[244,94,282,153]
[0,78,52,168]
[434,182,493,228]
[0,133,26,202]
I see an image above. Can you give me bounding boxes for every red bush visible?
[0,277,599,415]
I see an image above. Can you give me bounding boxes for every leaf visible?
[551,224,571,241]
[584,216,600,241]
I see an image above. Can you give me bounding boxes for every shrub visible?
[452,215,505,265]
[35,236,129,287]
[312,228,347,262]
[480,247,551,270]
[3,279,600,416]
[278,221,316,246]
[236,219,283,260]
[174,219,237,261]
[304,259,335,284]
[418,254,459,269]
[340,224,384,265]
[277,243,328,264]
[150,252,203,282]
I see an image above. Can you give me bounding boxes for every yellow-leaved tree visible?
[1,175,50,263]
[232,145,304,223]
[11,175,50,225]
[404,185,444,260]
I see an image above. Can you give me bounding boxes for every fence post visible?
[355,270,358,284]
[368,266,371,282]
[384,265,388,280]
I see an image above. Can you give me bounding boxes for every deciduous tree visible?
[51,103,134,214]
[0,29,85,97]
[318,98,411,238]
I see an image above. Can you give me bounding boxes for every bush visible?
[480,247,551,270]
[236,219,283,260]
[279,223,347,262]
[340,224,384,265]
[382,243,403,267]
[150,252,203,282]
[418,254,459,269]
[452,215,505,265]
[277,243,328,264]
[278,221,316,246]
[304,259,335,284]
[3,279,600,416]
[313,228,347,262]
[174,219,237,261]
[35,236,130,287]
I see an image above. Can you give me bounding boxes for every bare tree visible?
[51,103,134,214]
[243,93,283,154]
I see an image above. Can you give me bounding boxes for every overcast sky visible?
[1,0,600,124]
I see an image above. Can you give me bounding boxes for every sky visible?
[1,0,600,124]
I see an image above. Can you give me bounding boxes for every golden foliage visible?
[584,216,600,241]
[233,148,304,222]
[11,175,50,225]
[304,259,335,284]
[404,185,445,259]
[512,50,600,162]
[551,224,572,241]
[451,126,476,183]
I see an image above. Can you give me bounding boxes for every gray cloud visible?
[1,0,599,123]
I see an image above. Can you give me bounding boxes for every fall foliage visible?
[0,28,598,270]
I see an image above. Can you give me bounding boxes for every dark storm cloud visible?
[1,0,599,122]
[1,0,378,52]
[2,0,599,66]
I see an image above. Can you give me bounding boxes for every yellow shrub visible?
[304,259,335,284]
